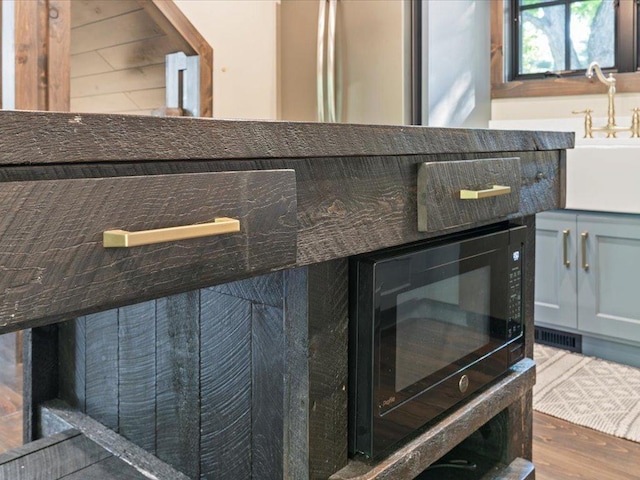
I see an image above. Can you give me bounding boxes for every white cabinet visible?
[535,211,640,344]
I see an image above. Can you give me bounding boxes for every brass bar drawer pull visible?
[459,185,512,200]
[103,217,240,248]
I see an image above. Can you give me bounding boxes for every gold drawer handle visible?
[562,229,570,267]
[581,231,589,271]
[104,217,240,248]
[459,185,512,200]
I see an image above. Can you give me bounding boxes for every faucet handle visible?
[572,109,593,138]
[631,108,640,138]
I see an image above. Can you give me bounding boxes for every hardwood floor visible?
[0,332,23,454]
[534,412,640,480]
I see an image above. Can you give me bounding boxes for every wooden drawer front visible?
[418,157,521,232]
[0,170,297,331]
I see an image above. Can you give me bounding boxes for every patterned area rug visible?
[534,343,640,443]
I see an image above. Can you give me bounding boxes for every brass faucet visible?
[573,62,640,138]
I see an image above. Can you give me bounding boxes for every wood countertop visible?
[0,111,573,165]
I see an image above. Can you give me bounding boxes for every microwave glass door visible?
[376,247,507,413]
[395,264,491,392]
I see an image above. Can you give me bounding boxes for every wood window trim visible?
[490,0,640,99]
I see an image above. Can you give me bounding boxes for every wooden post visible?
[14,0,70,111]
[47,0,70,112]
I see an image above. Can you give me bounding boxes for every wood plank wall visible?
[57,269,309,479]
[55,262,350,479]
[70,0,195,115]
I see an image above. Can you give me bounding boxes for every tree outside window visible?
[515,0,616,77]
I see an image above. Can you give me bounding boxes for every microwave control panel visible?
[507,246,523,340]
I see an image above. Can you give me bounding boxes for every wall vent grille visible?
[534,326,582,353]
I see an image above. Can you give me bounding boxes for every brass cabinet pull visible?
[581,231,589,271]
[104,217,240,248]
[459,185,511,200]
[562,229,570,267]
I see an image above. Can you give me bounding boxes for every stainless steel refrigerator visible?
[277,0,421,125]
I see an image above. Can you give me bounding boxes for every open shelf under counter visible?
[331,358,536,480]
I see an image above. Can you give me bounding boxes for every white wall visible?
[174,0,278,120]
[424,0,491,128]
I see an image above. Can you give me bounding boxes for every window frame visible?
[491,0,640,98]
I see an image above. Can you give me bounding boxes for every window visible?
[491,0,640,98]
[515,0,615,76]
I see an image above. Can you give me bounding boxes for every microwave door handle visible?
[317,0,327,122]
[327,0,338,122]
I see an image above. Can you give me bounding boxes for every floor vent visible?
[534,326,582,353]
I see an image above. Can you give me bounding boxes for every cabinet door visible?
[534,212,578,329]
[577,214,640,343]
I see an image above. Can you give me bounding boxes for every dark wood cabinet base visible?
[1,112,571,479]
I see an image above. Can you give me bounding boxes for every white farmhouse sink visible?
[566,145,640,214]
[489,118,640,215]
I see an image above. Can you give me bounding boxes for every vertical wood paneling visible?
[156,291,200,479]
[118,301,156,453]
[211,272,284,308]
[85,310,118,431]
[200,289,252,480]
[308,259,349,479]
[283,267,310,480]
[252,303,285,479]
[58,318,86,412]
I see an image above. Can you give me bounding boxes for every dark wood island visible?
[0,111,573,479]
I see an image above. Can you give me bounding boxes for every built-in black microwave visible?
[348,223,526,459]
